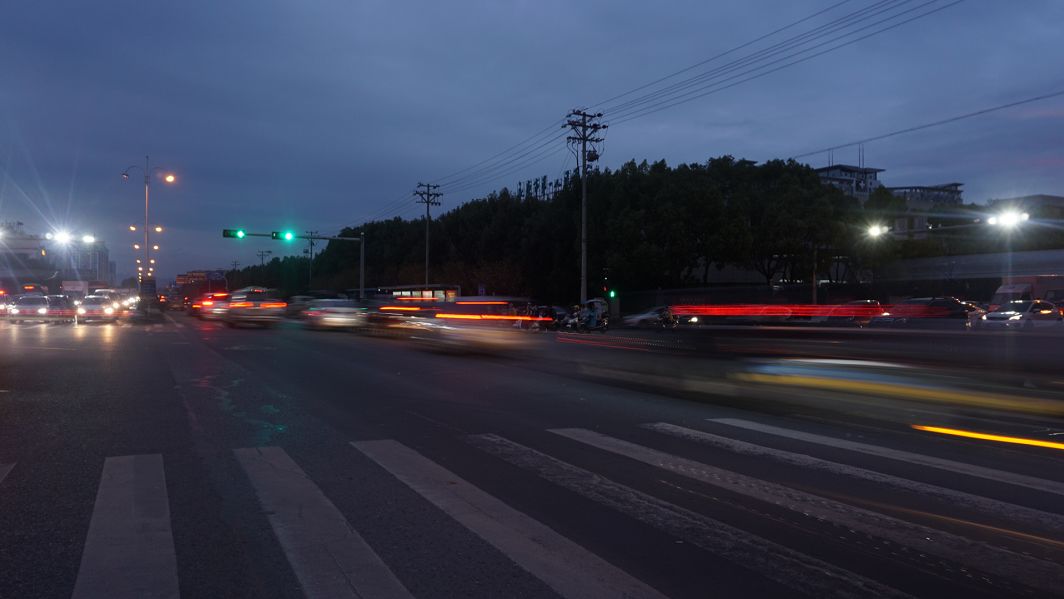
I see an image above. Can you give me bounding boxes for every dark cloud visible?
[2,0,1062,280]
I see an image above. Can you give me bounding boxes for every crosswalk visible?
[3,418,1064,598]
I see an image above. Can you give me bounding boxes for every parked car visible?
[868,297,972,330]
[224,287,286,327]
[303,299,367,330]
[77,295,119,323]
[979,300,1063,330]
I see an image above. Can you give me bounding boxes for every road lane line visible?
[0,463,13,484]
[709,418,1064,497]
[72,454,179,599]
[352,439,664,599]
[554,428,1062,594]
[649,422,1064,535]
[234,447,411,599]
[467,433,911,599]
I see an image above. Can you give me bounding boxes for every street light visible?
[988,211,1029,228]
[154,226,163,233]
[122,155,175,300]
[81,234,95,244]
[152,244,159,250]
[54,230,72,244]
[134,244,140,250]
[867,224,888,238]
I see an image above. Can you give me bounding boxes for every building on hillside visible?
[814,164,884,202]
[885,183,964,240]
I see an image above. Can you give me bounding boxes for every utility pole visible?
[305,230,319,289]
[414,182,441,286]
[230,260,240,270]
[564,109,606,304]
[257,250,272,266]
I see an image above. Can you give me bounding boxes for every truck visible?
[989,275,1064,310]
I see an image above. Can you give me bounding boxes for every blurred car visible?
[8,295,51,323]
[303,299,367,330]
[199,292,231,320]
[77,295,119,323]
[46,295,77,323]
[286,295,315,318]
[624,306,669,327]
[868,297,971,330]
[979,300,1063,330]
[825,300,884,327]
[402,299,535,352]
[224,287,286,327]
[959,300,987,328]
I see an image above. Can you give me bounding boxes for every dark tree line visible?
[223,155,1064,301]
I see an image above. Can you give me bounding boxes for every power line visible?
[608,0,963,126]
[589,0,859,111]
[790,88,1064,159]
[438,134,569,196]
[430,119,565,186]
[437,131,569,191]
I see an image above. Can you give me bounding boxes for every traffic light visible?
[608,289,617,299]
[223,229,246,239]
[272,230,295,241]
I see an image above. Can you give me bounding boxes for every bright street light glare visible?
[992,210,1030,228]
[154,226,163,233]
[82,235,95,244]
[163,173,176,184]
[867,225,886,238]
[129,225,137,231]
[54,231,72,244]
[152,245,159,250]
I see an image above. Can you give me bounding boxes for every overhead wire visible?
[608,0,963,125]
[790,88,1064,158]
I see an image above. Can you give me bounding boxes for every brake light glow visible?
[202,300,214,306]
[261,302,287,309]
[229,301,251,308]
[436,313,553,321]
[455,301,509,305]
[381,306,422,311]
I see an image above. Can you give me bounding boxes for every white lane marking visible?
[650,422,1064,534]
[72,454,179,599]
[0,463,13,484]
[353,439,664,599]
[556,428,1062,594]
[710,418,1064,497]
[234,447,411,599]
[467,433,911,599]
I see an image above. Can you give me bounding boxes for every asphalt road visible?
[2,315,1064,598]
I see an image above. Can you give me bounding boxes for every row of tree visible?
[222,156,1064,302]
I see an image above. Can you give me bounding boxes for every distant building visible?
[0,222,114,289]
[814,164,884,202]
[886,183,964,240]
[987,194,1064,220]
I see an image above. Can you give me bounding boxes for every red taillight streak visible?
[381,306,422,311]
[261,302,287,309]
[229,302,251,308]
[455,301,509,305]
[435,313,553,321]
[202,301,214,306]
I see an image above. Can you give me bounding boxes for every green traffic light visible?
[608,290,617,299]
[283,231,294,241]
[236,230,246,239]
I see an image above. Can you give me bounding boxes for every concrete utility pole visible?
[414,182,442,286]
[257,250,272,266]
[230,260,240,270]
[564,110,606,304]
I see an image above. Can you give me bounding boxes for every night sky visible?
[2,0,1062,281]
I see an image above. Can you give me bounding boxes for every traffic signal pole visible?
[222,229,366,299]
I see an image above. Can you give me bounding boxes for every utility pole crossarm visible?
[414,182,442,286]
[565,109,607,304]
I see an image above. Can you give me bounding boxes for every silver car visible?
[224,287,286,328]
[303,299,367,330]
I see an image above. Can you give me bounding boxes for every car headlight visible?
[980,314,987,320]
[880,312,890,316]
[74,300,81,306]
[10,308,19,315]
[1009,314,1023,320]
[112,302,120,309]
[689,316,698,323]
[37,307,48,315]
[77,307,86,315]
[104,307,115,315]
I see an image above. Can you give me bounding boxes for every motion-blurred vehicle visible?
[286,295,315,318]
[979,300,1063,330]
[868,297,972,330]
[8,295,52,323]
[624,306,669,327]
[46,295,77,323]
[198,292,231,320]
[989,275,1064,311]
[406,299,535,353]
[76,295,119,323]
[224,287,286,327]
[303,299,367,330]
[825,299,884,327]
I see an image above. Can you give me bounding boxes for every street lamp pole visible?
[143,155,150,287]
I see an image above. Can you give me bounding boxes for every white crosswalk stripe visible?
[647,422,1064,536]
[234,446,412,599]
[467,432,913,599]
[72,454,179,599]
[710,417,1064,496]
[554,427,1062,595]
[0,462,13,484]
[353,439,665,599]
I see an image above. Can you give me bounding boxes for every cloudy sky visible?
[2,0,1062,280]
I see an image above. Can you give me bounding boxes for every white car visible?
[979,300,1063,330]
